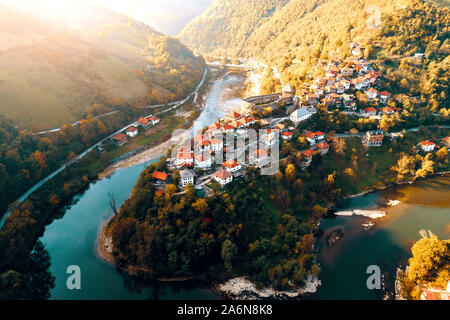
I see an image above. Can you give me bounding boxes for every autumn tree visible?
[221,240,237,272]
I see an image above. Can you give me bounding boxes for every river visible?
[311,175,450,300]
[40,71,246,300]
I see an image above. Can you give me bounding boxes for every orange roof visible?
[306,131,324,139]
[112,133,127,141]
[149,116,160,121]
[222,160,240,168]
[223,124,235,130]
[226,111,242,119]
[209,122,222,130]
[316,142,329,149]
[442,137,450,144]
[420,140,435,146]
[302,149,315,158]
[379,91,391,97]
[200,140,211,146]
[138,117,149,124]
[364,107,377,112]
[382,107,394,113]
[177,152,194,160]
[126,126,138,133]
[215,168,232,180]
[366,87,378,94]
[281,131,293,137]
[152,171,169,181]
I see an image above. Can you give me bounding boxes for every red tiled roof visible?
[223,124,235,130]
[302,149,315,158]
[316,142,329,149]
[442,137,450,144]
[149,116,160,121]
[420,140,435,146]
[200,140,211,146]
[379,91,391,97]
[222,160,240,168]
[281,131,293,137]
[364,107,377,112]
[138,118,149,124]
[381,107,394,113]
[209,122,222,130]
[126,126,138,133]
[226,111,242,119]
[215,168,232,180]
[112,133,127,141]
[152,171,169,181]
[306,131,324,139]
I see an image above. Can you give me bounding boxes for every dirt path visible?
[98,130,191,179]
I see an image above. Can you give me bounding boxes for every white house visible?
[315,142,330,155]
[363,107,377,116]
[222,160,242,173]
[176,152,194,167]
[180,169,196,187]
[149,116,160,125]
[281,131,293,140]
[195,152,212,169]
[214,168,233,186]
[365,87,379,100]
[419,140,435,152]
[126,126,138,138]
[290,107,312,123]
[379,91,392,103]
[305,131,325,145]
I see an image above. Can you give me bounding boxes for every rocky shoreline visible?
[216,276,321,300]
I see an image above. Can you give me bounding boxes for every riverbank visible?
[95,215,115,265]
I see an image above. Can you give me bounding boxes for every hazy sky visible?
[1,0,213,35]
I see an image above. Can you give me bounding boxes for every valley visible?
[0,0,448,301]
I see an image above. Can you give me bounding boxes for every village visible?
[110,42,450,194]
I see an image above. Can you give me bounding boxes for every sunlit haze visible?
[1,0,209,34]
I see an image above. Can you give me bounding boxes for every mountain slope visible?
[0,3,205,130]
[179,0,411,59]
[178,0,289,56]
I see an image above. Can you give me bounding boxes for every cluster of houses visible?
[290,43,393,117]
[144,41,448,193]
[111,115,160,146]
[300,130,330,166]
[166,110,268,188]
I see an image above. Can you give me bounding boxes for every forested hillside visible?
[0,3,205,129]
[178,0,289,55]
[180,0,448,113]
